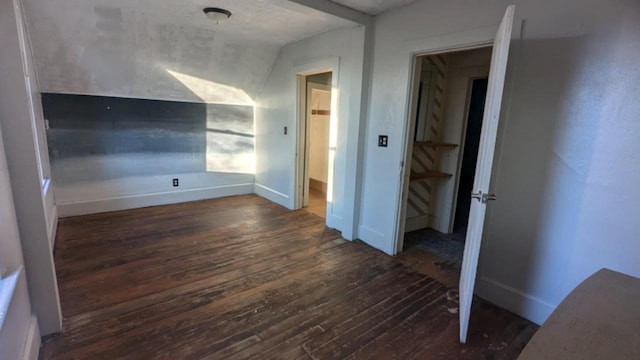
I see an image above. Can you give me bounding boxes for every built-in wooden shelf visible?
[311,109,330,116]
[410,171,452,182]
[414,141,458,148]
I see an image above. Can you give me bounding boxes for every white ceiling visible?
[329,0,418,15]
[22,0,356,47]
[22,0,356,102]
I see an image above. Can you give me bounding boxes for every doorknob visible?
[471,191,497,204]
[471,191,483,201]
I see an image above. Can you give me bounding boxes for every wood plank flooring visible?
[42,194,537,359]
[305,188,327,218]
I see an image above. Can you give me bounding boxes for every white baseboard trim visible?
[57,183,254,217]
[476,276,556,325]
[357,224,393,255]
[253,183,289,208]
[22,315,40,360]
[326,204,344,237]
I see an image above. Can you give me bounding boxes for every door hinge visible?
[471,191,497,204]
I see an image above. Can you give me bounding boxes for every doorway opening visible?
[393,6,514,344]
[452,78,488,234]
[400,47,491,265]
[300,72,333,219]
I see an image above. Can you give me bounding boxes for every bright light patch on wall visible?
[166,69,254,106]
[326,85,339,208]
[166,69,255,175]
[205,131,255,174]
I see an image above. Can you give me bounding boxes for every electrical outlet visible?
[173,178,179,187]
[284,126,288,135]
[378,135,388,147]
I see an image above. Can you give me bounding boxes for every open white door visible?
[459,5,515,343]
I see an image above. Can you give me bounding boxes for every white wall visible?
[255,25,366,238]
[0,0,61,335]
[21,0,358,104]
[24,0,280,101]
[358,0,640,324]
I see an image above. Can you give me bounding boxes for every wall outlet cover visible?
[378,135,388,147]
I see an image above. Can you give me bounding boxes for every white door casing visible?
[458,4,515,344]
[293,57,340,231]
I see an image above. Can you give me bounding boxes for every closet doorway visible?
[394,5,515,343]
[301,72,332,219]
[401,47,492,265]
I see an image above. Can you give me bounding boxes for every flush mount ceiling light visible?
[203,7,232,24]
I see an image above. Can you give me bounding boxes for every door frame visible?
[394,42,493,254]
[294,57,340,217]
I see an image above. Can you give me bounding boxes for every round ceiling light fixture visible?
[203,7,232,24]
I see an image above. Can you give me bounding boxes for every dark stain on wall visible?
[42,93,254,184]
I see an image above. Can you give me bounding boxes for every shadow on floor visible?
[404,228,466,265]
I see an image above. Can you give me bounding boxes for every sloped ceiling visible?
[329,0,418,15]
[22,0,355,103]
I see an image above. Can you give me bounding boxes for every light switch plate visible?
[378,135,388,147]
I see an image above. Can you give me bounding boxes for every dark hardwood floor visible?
[42,194,536,359]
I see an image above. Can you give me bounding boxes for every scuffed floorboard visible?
[42,194,537,359]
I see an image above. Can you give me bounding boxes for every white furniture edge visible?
[22,315,41,360]
[0,266,22,330]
